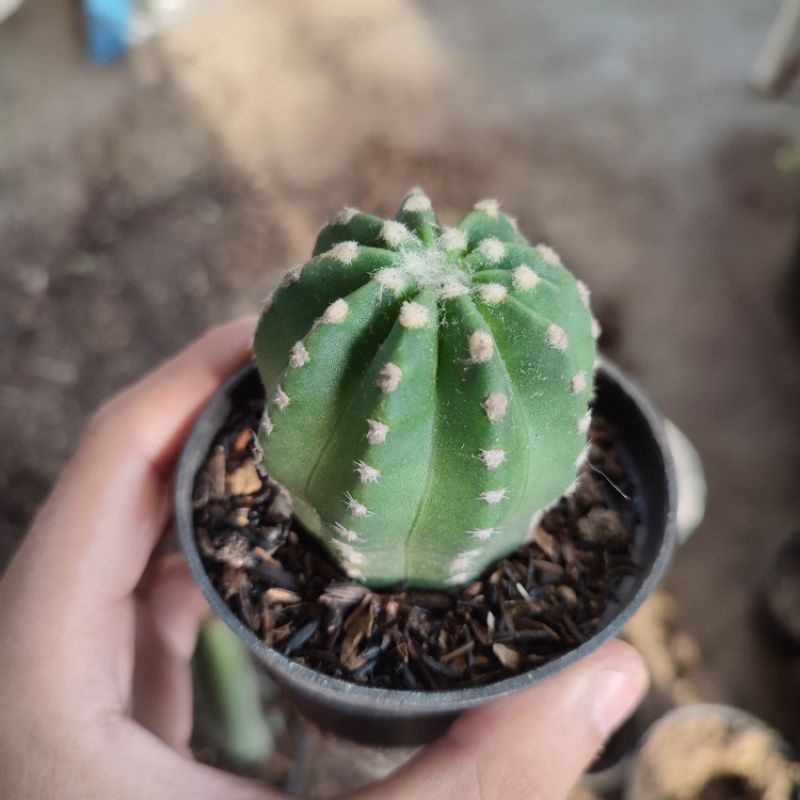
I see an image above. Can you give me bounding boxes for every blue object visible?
[83,0,133,64]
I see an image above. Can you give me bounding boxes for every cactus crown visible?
[254,189,598,589]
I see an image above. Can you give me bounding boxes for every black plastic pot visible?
[176,358,677,747]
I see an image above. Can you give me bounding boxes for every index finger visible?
[6,318,256,611]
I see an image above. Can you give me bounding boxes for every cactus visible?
[253,189,599,590]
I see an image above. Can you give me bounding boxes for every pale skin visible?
[0,319,648,800]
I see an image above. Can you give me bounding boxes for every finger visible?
[357,639,647,800]
[133,556,209,751]
[6,318,255,613]
[141,554,210,660]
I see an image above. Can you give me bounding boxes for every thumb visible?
[357,639,647,800]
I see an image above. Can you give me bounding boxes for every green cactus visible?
[253,189,599,590]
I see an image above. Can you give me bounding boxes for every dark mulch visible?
[193,392,640,691]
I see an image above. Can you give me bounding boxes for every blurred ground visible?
[2,0,800,760]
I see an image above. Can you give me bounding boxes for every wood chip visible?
[320,582,368,608]
[263,587,301,605]
[232,427,253,454]
[557,585,578,606]
[384,599,400,621]
[532,559,565,576]
[284,620,319,655]
[208,444,226,500]
[226,462,263,496]
[229,507,250,527]
[492,643,521,670]
[533,525,558,559]
[440,640,475,664]
[340,605,372,671]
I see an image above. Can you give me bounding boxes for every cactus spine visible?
[253,189,598,589]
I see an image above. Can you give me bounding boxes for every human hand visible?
[0,320,647,800]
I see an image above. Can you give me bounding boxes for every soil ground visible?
[2,0,800,761]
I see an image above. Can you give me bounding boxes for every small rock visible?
[226,462,263,495]
[577,508,628,547]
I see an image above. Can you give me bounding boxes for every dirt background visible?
[2,0,800,756]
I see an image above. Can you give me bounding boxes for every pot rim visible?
[176,356,677,715]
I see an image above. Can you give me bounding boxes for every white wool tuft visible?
[483,392,508,421]
[320,298,349,324]
[289,341,310,368]
[374,267,405,292]
[331,522,362,542]
[480,488,508,504]
[449,549,483,573]
[381,220,412,248]
[437,281,469,299]
[281,264,303,286]
[477,237,505,263]
[330,539,366,566]
[333,206,359,226]
[403,191,432,212]
[468,528,498,541]
[376,362,403,393]
[366,418,389,444]
[439,227,468,251]
[477,282,508,305]
[512,265,540,291]
[547,323,568,352]
[273,386,290,410]
[469,330,494,363]
[354,460,380,484]
[479,448,506,469]
[328,241,359,264]
[398,301,430,329]
[576,279,591,308]
[474,198,500,218]
[571,371,587,394]
[536,244,562,267]
[344,492,371,518]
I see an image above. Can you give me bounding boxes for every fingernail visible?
[586,669,641,734]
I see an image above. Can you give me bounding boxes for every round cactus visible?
[253,189,599,589]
